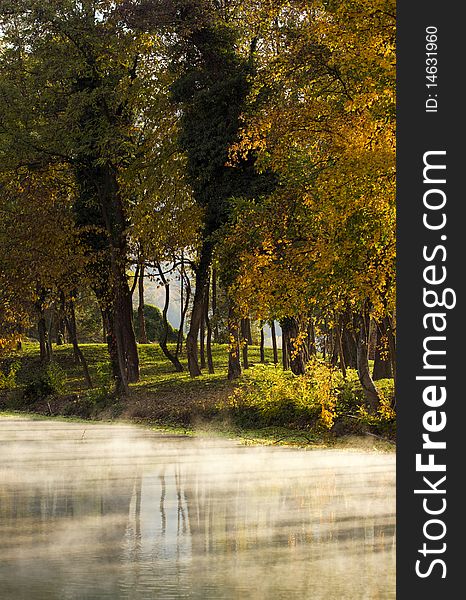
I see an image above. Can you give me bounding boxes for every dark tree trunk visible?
[355,311,381,411]
[36,289,50,363]
[177,266,191,356]
[78,162,139,392]
[307,318,316,356]
[386,314,397,390]
[270,320,278,365]
[102,311,107,344]
[227,304,241,380]
[282,316,307,376]
[199,309,206,369]
[102,307,128,395]
[211,267,219,343]
[62,294,92,388]
[245,318,253,345]
[38,316,49,363]
[259,322,265,363]
[336,324,347,378]
[342,323,358,370]
[372,319,392,380]
[114,267,140,384]
[156,263,183,372]
[186,240,214,377]
[56,317,66,345]
[204,279,214,374]
[46,308,54,361]
[281,322,289,371]
[137,261,148,344]
[240,318,249,369]
[329,327,339,366]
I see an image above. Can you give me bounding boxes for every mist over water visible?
[0,417,395,599]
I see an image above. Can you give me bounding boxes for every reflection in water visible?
[0,418,395,599]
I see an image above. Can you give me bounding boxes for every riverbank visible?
[0,343,395,452]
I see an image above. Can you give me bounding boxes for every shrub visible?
[221,364,321,429]
[0,360,20,390]
[221,359,396,436]
[22,362,66,403]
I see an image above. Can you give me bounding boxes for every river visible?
[0,417,395,599]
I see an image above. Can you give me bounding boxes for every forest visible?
[0,0,396,444]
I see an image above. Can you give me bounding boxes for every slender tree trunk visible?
[62,294,92,388]
[386,314,397,390]
[245,318,253,345]
[98,163,139,386]
[282,316,307,375]
[372,319,392,380]
[281,322,290,371]
[199,309,206,369]
[336,324,347,378]
[259,321,265,363]
[212,267,219,343]
[102,307,128,394]
[46,307,54,361]
[355,310,381,411]
[186,240,214,377]
[38,316,48,363]
[308,318,316,356]
[36,289,50,363]
[156,263,183,372]
[227,304,241,380]
[240,318,249,369]
[177,268,190,356]
[342,323,358,370]
[137,261,148,344]
[270,320,278,365]
[102,311,107,344]
[204,278,214,374]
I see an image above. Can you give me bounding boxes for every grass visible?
[0,341,395,451]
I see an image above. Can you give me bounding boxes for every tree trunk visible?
[137,261,148,344]
[199,309,206,369]
[281,322,290,371]
[307,318,316,356]
[102,307,128,395]
[372,319,392,380]
[270,320,278,365]
[386,314,397,390]
[36,289,50,363]
[38,315,49,363]
[245,318,253,345]
[355,311,381,411]
[74,145,139,392]
[336,324,347,379]
[177,266,191,356]
[212,267,219,343]
[204,280,214,374]
[102,311,107,344]
[46,308,54,361]
[156,263,183,372]
[342,323,358,370]
[186,240,214,377]
[259,322,265,363]
[282,316,307,375]
[240,318,249,369]
[227,304,241,380]
[62,294,92,388]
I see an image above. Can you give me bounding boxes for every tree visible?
[222,0,395,405]
[167,3,275,377]
[0,0,170,393]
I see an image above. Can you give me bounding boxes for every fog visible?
[0,417,395,599]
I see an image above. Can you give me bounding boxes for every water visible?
[0,417,395,599]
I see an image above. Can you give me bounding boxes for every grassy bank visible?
[0,342,395,450]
